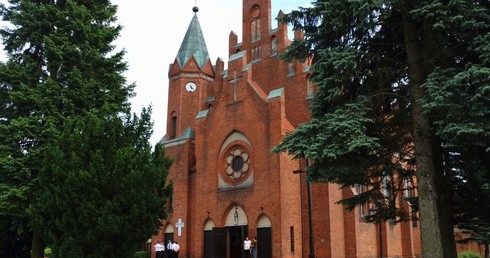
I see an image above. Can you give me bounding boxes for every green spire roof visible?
[176,7,210,69]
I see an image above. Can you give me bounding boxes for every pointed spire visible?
[176,5,209,69]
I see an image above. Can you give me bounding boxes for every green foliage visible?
[447,150,490,249]
[30,111,172,257]
[0,0,170,256]
[0,216,31,257]
[134,251,149,258]
[458,250,482,258]
[44,246,52,255]
[276,0,417,223]
[414,0,490,251]
[276,0,489,255]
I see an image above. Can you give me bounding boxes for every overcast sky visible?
[1,0,312,146]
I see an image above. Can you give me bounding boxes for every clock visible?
[185,82,197,92]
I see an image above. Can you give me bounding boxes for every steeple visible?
[176,5,210,69]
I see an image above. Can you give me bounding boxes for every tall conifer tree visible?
[0,0,172,257]
[33,111,172,257]
[275,0,489,257]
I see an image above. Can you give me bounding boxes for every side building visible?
[152,1,422,257]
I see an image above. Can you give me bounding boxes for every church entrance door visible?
[163,233,173,258]
[228,226,247,258]
[257,227,272,258]
[211,225,248,258]
[212,227,226,258]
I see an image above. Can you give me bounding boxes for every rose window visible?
[225,146,250,181]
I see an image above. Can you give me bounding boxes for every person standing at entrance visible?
[251,236,257,258]
[172,241,180,258]
[243,236,252,258]
[166,240,174,258]
[154,241,164,258]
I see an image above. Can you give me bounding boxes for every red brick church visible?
[151,0,422,257]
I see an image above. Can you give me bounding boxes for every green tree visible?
[0,0,170,257]
[275,0,489,257]
[447,150,490,258]
[32,110,172,257]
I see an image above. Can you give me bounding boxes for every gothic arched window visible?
[170,112,177,139]
[271,36,278,56]
[251,5,261,42]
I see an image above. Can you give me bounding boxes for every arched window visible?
[271,36,278,56]
[306,74,316,98]
[252,46,262,61]
[288,62,295,76]
[251,5,261,42]
[170,112,177,139]
[355,184,369,220]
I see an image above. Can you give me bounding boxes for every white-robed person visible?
[243,236,252,258]
[171,241,180,258]
[154,241,165,258]
[166,239,174,258]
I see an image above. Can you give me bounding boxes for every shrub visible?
[44,247,52,255]
[134,251,148,258]
[458,250,482,258]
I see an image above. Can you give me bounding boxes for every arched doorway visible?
[257,215,272,258]
[163,224,174,258]
[203,219,215,258]
[210,205,249,258]
[225,205,248,258]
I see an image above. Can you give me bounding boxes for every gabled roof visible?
[176,7,210,70]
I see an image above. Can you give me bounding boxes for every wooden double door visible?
[204,225,246,258]
[204,226,271,258]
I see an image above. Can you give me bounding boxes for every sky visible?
[112,0,313,145]
[1,0,312,146]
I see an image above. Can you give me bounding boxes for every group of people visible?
[156,236,256,257]
[154,239,180,258]
[243,236,257,258]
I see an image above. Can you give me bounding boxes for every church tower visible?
[166,6,214,140]
[241,0,271,62]
[153,1,422,258]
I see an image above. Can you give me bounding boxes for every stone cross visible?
[176,218,185,237]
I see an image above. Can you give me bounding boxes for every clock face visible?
[185,82,197,92]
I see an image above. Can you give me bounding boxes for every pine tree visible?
[0,0,171,256]
[275,0,489,257]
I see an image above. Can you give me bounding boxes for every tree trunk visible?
[401,1,457,258]
[485,242,489,258]
[31,230,43,258]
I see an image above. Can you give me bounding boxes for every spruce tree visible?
[0,0,172,256]
[275,0,489,257]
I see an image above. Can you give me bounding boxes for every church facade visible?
[151,1,422,257]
